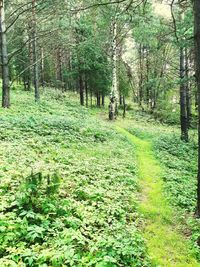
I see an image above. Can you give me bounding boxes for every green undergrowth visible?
[116,126,200,266]
[0,89,150,266]
[153,133,200,260]
[124,113,200,262]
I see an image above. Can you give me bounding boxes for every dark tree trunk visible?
[119,95,123,105]
[195,89,198,111]
[79,73,84,106]
[123,96,126,118]
[185,48,192,127]
[0,0,10,108]
[68,51,72,90]
[85,77,88,107]
[97,92,101,107]
[180,46,188,142]
[194,0,200,216]
[32,0,39,102]
[102,94,105,107]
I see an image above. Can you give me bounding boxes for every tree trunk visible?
[32,0,39,102]
[119,95,123,105]
[57,47,63,90]
[180,46,188,142]
[185,48,192,127]
[102,94,105,107]
[96,92,101,107]
[194,0,200,216]
[146,48,150,108]
[85,76,88,107]
[28,22,33,90]
[138,44,144,107]
[79,72,84,106]
[123,96,126,118]
[109,18,118,120]
[41,47,45,87]
[0,0,10,108]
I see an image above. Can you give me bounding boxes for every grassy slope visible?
[119,110,200,263]
[0,89,199,266]
[0,90,150,267]
[116,126,199,267]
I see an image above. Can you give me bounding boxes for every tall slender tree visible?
[32,0,39,102]
[194,0,200,216]
[180,45,188,141]
[0,0,10,108]
[109,17,118,120]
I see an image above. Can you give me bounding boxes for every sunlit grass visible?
[116,126,199,267]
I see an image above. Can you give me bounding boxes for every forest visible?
[0,0,200,266]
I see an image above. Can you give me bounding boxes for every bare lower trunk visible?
[57,47,63,90]
[85,77,88,107]
[79,73,84,106]
[180,46,188,142]
[109,19,118,120]
[0,0,10,108]
[185,48,192,127]
[32,0,39,102]
[194,0,200,216]
[138,44,144,107]
[28,23,33,90]
[102,94,105,107]
[41,47,45,87]
[123,96,126,118]
[97,92,101,107]
[146,48,150,107]
[119,95,123,105]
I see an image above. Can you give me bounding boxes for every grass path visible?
[116,126,200,267]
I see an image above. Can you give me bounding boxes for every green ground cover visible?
[0,90,150,267]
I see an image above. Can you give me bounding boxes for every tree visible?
[109,17,118,120]
[194,0,200,216]
[32,0,39,102]
[0,0,10,108]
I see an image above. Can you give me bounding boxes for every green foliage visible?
[126,111,200,261]
[153,133,200,259]
[0,89,150,266]
[154,134,197,211]
[72,14,112,97]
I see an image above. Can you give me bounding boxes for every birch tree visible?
[109,17,118,120]
[0,0,10,108]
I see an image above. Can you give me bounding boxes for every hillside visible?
[0,89,150,266]
[0,89,199,266]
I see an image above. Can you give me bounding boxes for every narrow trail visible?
[116,126,199,267]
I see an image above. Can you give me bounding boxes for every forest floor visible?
[0,89,200,266]
[115,125,199,267]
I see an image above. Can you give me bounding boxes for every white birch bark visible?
[0,0,10,108]
[109,17,118,120]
